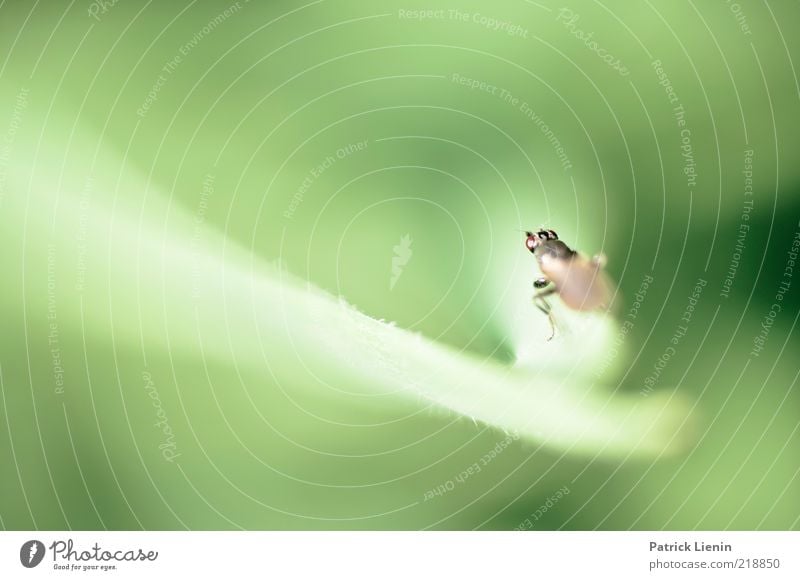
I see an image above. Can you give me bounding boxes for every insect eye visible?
[538,231,548,239]
[525,237,537,251]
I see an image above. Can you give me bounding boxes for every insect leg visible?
[533,286,558,341]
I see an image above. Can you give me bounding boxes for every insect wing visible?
[539,254,614,311]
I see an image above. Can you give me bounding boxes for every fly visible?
[524,229,614,340]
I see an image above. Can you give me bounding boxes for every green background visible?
[0,0,798,530]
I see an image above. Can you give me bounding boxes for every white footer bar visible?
[1,531,798,579]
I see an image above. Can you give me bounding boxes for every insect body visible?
[524,229,613,339]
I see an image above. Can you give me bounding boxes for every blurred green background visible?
[0,0,798,530]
